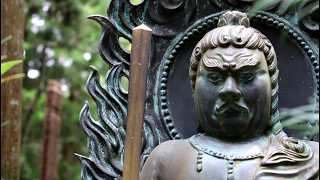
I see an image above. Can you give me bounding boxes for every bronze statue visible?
[140,11,319,180]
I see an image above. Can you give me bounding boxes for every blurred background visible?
[1,0,127,179]
[21,1,112,179]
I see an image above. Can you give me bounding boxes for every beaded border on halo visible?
[158,11,320,140]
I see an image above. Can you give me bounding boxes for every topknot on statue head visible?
[217,11,250,27]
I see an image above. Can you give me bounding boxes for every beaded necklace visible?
[189,134,267,180]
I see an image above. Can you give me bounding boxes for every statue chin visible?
[203,128,258,140]
[199,110,259,138]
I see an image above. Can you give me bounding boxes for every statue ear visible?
[195,47,202,60]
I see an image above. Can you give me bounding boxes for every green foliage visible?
[130,0,143,5]
[1,121,9,132]
[248,0,318,17]
[57,161,82,180]
[20,88,45,180]
[1,36,24,83]
[1,35,12,44]
[1,35,24,131]
[1,60,23,75]
[119,37,132,52]
[1,121,9,128]
[280,102,319,139]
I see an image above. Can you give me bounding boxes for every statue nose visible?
[218,76,241,101]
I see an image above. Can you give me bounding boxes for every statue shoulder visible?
[257,136,319,180]
[305,140,319,151]
[306,140,319,180]
[140,139,193,180]
[305,140,319,161]
[146,139,192,160]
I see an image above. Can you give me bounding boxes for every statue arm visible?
[139,139,193,180]
[139,142,168,180]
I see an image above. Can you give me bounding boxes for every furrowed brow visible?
[203,58,224,70]
[234,56,261,70]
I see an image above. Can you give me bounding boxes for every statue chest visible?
[169,154,263,180]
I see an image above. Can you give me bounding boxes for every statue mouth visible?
[213,103,249,120]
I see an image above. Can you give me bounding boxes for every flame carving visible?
[75,10,158,178]
[76,65,158,179]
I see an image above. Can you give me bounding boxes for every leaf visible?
[248,0,281,17]
[1,121,9,128]
[279,102,319,131]
[308,126,320,134]
[285,124,313,130]
[1,35,12,45]
[1,121,9,132]
[297,1,319,20]
[1,73,25,83]
[1,55,7,61]
[1,60,23,75]
[278,0,303,15]
[281,113,318,127]
[280,103,318,117]
[130,0,144,5]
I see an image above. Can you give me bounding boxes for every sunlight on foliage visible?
[130,0,144,5]
[119,37,132,52]
[1,60,23,75]
[121,75,129,92]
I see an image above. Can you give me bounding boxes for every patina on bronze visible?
[140,11,319,180]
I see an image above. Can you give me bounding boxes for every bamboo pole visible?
[122,24,152,180]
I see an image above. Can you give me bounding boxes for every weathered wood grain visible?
[122,24,152,180]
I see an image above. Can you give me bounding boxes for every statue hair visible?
[189,11,306,153]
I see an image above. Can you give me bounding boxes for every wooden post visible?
[122,24,152,180]
[40,80,63,180]
[1,0,25,179]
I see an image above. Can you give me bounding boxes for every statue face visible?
[194,46,271,138]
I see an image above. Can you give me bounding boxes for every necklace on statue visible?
[189,134,267,180]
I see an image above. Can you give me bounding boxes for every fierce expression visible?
[194,46,272,138]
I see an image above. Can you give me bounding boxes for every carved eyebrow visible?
[234,56,261,70]
[203,56,260,70]
[203,53,261,70]
[203,57,224,70]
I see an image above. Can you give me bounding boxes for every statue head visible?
[189,11,280,139]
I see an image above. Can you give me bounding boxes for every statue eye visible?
[239,72,255,83]
[207,72,222,83]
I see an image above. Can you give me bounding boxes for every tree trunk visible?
[40,80,62,180]
[1,0,25,179]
